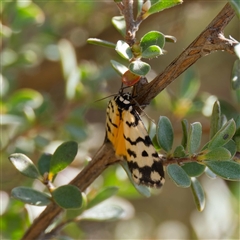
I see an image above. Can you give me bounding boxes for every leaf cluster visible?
[88,0,181,86]
[8,141,123,236]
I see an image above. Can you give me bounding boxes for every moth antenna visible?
[94,93,117,103]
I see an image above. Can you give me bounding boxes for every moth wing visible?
[123,110,165,188]
[106,99,120,144]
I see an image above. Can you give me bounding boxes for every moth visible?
[105,91,165,188]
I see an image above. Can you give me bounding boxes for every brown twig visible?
[21,3,237,240]
[134,3,238,106]
[22,143,117,240]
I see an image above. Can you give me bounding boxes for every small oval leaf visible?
[37,153,52,176]
[173,145,186,158]
[156,116,174,153]
[128,60,151,76]
[115,40,133,60]
[122,70,141,86]
[49,141,78,177]
[210,101,221,139]
[110,60,128,76]
[11,187,51,206]
[205,161,240,181]
[112,16,126,37]
[145,0,183,17]
[140,31,165,52]
[190,178,205,212]
[9,88,43,111]
[182,162,205,177]
[204,147,232,161]
[9,153,41,179]
[208,119,236,150]
[167,164,191,188]
[141,45,162,59]
[52,185,82,209]
[187,122,202,155]
[87,38,116,49]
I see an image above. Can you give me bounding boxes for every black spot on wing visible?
[106,111,118,129]
[124,134,152,147]
[127,149,137,158]
[152,152,158,158]
[142,150,148,157]
[128,160,164,188]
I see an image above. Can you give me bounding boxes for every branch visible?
[21,3,237,240]
[134,3,237,106]
[22,143,119,240]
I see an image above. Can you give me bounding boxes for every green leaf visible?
[87,38,116,49]
[81,204,123,221]
[223,140,237,157]
[204,147,232,161]
[9,153,41,179]
[52,185,82,209]
[110,60,128,75]
[180,70,200,100]
[210,101,221,139]
[128,60,151,76]
[205,161,240,181]
[65,193,87,220]
[49,141,78,178]
[37,153,52,176]
[231,59,240,90]
[187,122,202,155]
[87,187,119,209]
[121,161,151,197]
[9,89,43,111]
[115,40,133,60]
[112,16,126,36]
[207,119,236,150]
[229,0,240,19]
[181,119,188,149]
[173,145,186,158]
[182,162,205,177]
[190,178,205,212]
[140,31,165,53]
[141,45,162,58]
[156,116,174,153]
[11,187,51,206]
[234,136,240,152]
[144,0,183,17]
[167,164,191,188]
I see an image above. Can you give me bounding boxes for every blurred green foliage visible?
[1,1,240,240]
